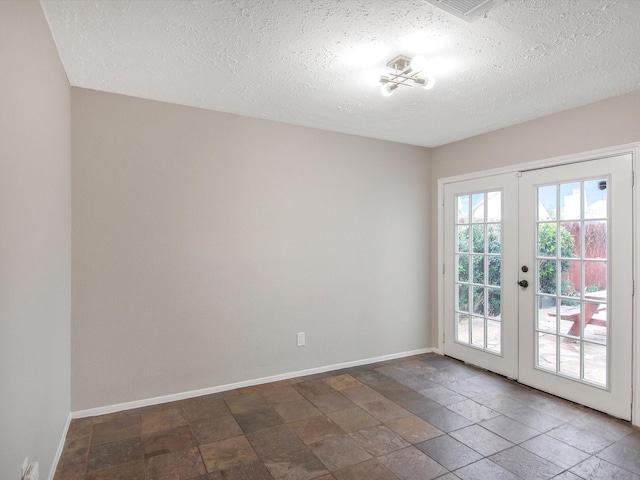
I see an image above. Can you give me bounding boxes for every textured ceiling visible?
[41,0,640,147]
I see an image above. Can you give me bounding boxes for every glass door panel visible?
[444,173,518,379]
[534,179,608,387]
[454,191,502,353]
[518,155,632,420]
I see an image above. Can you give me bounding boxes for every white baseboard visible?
[72,348,434,419]
[48,412,72,480]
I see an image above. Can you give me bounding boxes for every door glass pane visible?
[537,332,557,372]
[473,286,484,316]
[488,256,501,286]
[457,285,469,312]
[471,316,485,347]
[487,288,500,318]
[538,259,557,295]
[487,224,501,254]
[454,191,502,355]
[584,179,607,220]
[584,342,607,385]
[563,261,581,297]
[457,226,469,252]
[457,255,469,282]
[534,179,609,388]
[472,256,484,284]
[585,302,607,346]
[456,313,469,343]
[472,193,485,222]
[586,268,607,292]
[457,195,470,223]
[538,185,557,221]
[560,222,580,258]
[537,295,557,334]
[585,222,607,259]
[472,225,485,253]
[560,182,581,220]
[486,320,501,353]
[538,223,557,257]
[558,298,580,336]
[487,191,501,222]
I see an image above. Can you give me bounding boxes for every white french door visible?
[443,174,519,379]
[518,155,633,419]
[443,154,634,419]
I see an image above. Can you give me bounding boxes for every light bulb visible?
[422,75,436,90]
[410,55,429,73]
[414,76,436,90]
[381,83,394,97]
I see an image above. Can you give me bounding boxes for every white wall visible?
[0,1,71,477]
[71,89,431,411]
[430,90,640,345]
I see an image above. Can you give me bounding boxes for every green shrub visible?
[458,222,575,314]
[538,223,576,304]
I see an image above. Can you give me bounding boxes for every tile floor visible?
[54,353,640,480]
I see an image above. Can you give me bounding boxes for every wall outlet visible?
[297,332,305,347]
[23,461,39,480]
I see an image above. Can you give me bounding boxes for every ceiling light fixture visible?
[379,55,435,96]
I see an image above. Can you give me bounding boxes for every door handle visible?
[518,280,529,288]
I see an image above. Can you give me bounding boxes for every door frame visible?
[437,142,640,426]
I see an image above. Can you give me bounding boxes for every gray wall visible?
[0,1,71,477]
[430,90,640,345]
[71,89,431,411]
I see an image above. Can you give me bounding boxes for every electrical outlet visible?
[296,332,305,347]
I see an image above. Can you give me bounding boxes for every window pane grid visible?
[534,178,608,388]
[454,190,502,355]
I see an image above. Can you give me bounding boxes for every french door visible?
[443,154,633,419]
[443,173,519,379]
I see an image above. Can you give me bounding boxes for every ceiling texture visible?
[41,0,640,147]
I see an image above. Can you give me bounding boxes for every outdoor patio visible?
[457,305,608,387]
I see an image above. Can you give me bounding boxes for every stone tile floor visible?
[54,353,640,479]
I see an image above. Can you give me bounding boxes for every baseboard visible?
[72,348,434,419]
[48,412,72,480]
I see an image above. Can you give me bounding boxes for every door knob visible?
[518,280,529,288]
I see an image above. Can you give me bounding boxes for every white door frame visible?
[437,142,640,426]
